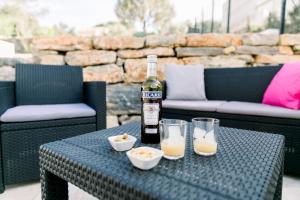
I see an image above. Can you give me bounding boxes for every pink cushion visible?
[263,62,300,110]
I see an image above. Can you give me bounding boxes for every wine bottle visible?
[141,55,162,144]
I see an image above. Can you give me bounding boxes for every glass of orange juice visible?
[192,118,219,156]
[159,119,187,160]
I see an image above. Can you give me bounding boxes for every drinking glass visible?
[192,118,219,156]
[159,119,187,160]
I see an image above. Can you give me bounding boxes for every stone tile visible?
[0,182,40,200]
[282,176,300,200]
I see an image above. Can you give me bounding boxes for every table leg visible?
[41,168,68,200]
[273,165,283,200]
[0,181,4,194]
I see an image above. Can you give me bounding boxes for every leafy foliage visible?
[115,0,175,34]
[0,2,40,37]
[265,12,280,29]
[188,20,222,33]
[286,3,300,33]
[0,0,74,38]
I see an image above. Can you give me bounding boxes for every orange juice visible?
[161,139,185,157]
[194,138,217,156]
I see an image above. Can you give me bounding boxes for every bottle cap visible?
[147,55,157,63]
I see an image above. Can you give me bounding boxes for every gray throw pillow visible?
[165,64,207,100]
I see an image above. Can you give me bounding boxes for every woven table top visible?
[40,122,284,200]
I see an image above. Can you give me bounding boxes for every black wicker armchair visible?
[0,64,106,193]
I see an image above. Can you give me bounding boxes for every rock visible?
[93,36,144,50]
[107,83,141,115]
[124,57,183,83]
[278,46,293,55]
[118,47,174,59]
[83,64,123,83]
[186,34,242,47]
[32,36,92,51]
[293,45,300,54]
[116,57,125,67]
[223,46,236,54]
[242,34,279,46]
[119,115,129,122]
[176,47,224,57]
[0,53,37,66]
[143,47,175,57]
[255,54,300,64]
[145,35,186,47]
[121,115,141,125]
[252,63,276,67]
[3,38,32,53]
[107,115,119,128]
[182,55,253,67]
[65,50,116,66]
[38,55,65,65]
[280,34,300,45]
[36,50,58,55]
[0,66,15,80]
[118,49,144,59]
[235,46,278,55]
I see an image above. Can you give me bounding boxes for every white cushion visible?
[217,101,300,119]
[165,64,207,100]
[0,103,96,122]
[162,100,227,112]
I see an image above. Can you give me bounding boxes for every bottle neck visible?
[147,62,157,79]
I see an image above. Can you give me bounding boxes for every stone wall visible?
[1,33,300,127]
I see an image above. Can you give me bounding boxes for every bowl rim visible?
[108,134,137,144]
[126,146,163,162]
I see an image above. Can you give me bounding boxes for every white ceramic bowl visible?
[108,134,137,151]
[126,147,163,170]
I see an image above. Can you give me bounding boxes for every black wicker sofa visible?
[0,64,106,193]
[162,65,300,175]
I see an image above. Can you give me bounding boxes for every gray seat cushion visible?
[217,101,300,119]
[0,103,96,122]
[162,100,227,112]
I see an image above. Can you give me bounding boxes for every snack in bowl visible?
[126,147,163,170]
[114,133,129,142]
[108,133,136,151]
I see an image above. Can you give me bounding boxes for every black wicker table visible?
[39,122,284,200]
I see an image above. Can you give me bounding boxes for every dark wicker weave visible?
[0,64,106,193]
[161,66,300,175]
[40,122,284,200]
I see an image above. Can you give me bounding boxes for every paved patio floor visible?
[0,175,299,200]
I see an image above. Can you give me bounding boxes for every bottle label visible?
[142,91,162,99]
[143,103,159,126]
[145,128,157,134]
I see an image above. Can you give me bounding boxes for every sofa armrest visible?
[84,81,106,130]
[0,81,15,116]
[161,80,167,100]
